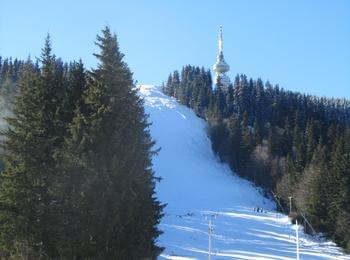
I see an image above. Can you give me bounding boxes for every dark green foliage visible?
[164,68,350,251]
[165,65,212,118]
[56,27,163,259]
[0,28,163,259]
[0,35,68,258]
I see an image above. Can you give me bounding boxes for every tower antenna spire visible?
[219,25,223,52]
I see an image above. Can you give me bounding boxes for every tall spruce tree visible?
[58,26,163,259]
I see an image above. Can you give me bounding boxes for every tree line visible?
[0,27,163,259]
[164,65,350,252]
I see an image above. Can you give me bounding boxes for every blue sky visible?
[1,0,349,98]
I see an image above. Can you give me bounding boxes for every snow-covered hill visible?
[139,85,349,260]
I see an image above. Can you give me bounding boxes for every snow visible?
[138,85,350,260]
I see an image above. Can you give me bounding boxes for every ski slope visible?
[139,85,349,260]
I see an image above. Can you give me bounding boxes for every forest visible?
[1,30,349,257]
[164,65,350,251]
[0,27,163,259]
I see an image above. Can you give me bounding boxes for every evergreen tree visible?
[58,26,163,259]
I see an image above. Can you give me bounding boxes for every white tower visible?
[213,26,230,88]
